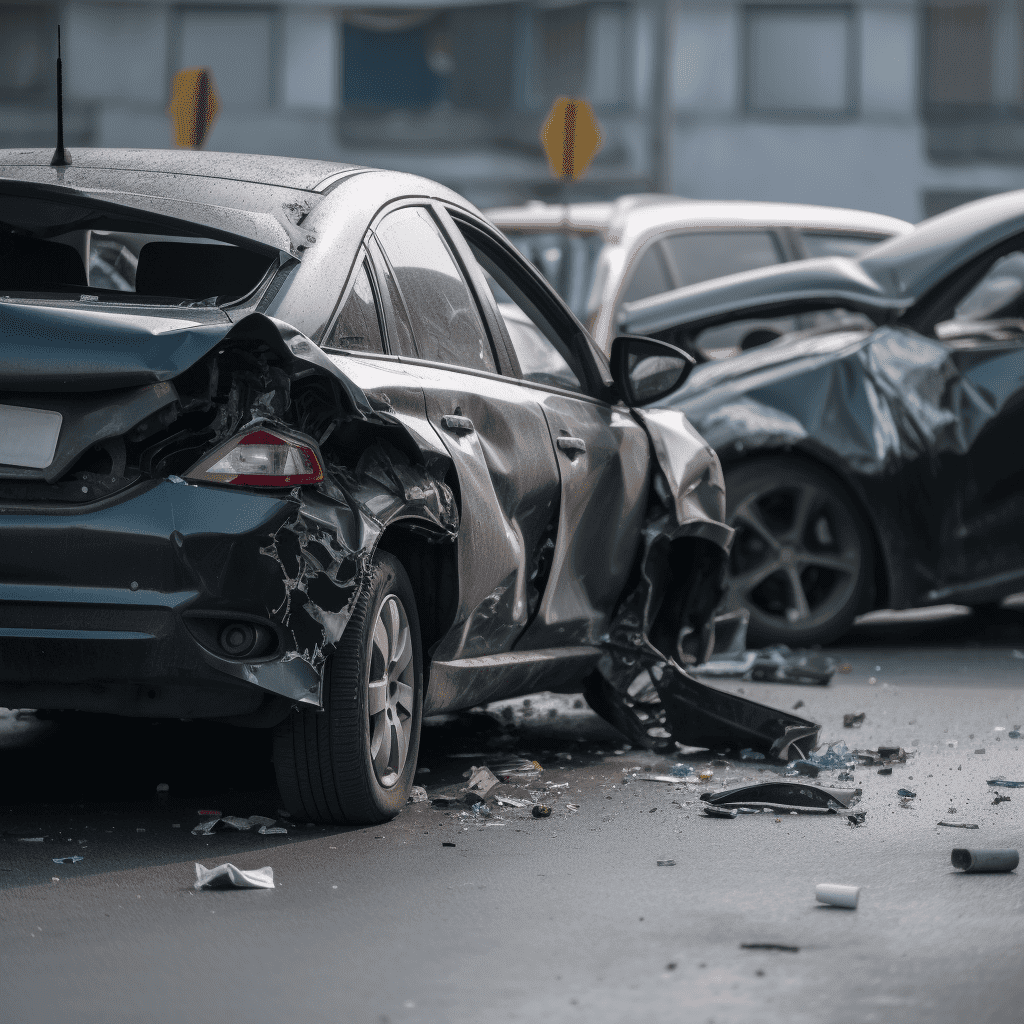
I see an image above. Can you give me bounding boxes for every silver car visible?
[486,195,911,358]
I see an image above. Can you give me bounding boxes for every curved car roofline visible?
[0,148,364,193]
[486,195,911,242]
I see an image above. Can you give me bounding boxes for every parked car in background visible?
[0,149,731,823]
[619,190,1024,648]
[485,195,911,358]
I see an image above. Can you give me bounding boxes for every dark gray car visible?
[0,149,741,823]
[622,190,1024,647]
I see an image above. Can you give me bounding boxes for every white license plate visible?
[0,405,62,469]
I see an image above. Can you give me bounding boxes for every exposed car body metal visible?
[0,148,814,765]
[620,189,1024,618]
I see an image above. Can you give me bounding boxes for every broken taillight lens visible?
[185,428,323,487]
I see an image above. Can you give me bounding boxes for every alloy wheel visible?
[725,480,862,635]
[367,594,415,788]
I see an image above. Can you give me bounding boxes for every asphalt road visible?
[2,604,1023,1024]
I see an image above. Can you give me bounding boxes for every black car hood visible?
[0,301,232,391]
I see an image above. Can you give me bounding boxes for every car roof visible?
[0,148,475,256]
[0,148,362,192]
[486,194,912,244]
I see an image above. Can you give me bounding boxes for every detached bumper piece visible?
[701,781,862,814]
[654,666,821,760]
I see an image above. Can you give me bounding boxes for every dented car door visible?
[371,204,563,671]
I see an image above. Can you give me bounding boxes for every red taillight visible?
[185,427,323,487]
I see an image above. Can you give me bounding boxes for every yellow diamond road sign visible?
[540,97,602,182]
[168,68,220,150]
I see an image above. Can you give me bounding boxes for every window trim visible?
[369,199,505,375]
[447,207,610,399]
[320,248,390,356]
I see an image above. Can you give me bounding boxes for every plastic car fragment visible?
[701,781,861,813]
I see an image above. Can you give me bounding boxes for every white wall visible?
[282,8,340,111]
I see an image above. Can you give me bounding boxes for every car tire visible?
[723,457,872,648]
[273,551,423,824]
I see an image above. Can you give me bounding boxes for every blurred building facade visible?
[3,0,1024,221]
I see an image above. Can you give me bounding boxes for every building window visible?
[342,8,518,112]
[744,5,856,115]
[0,5,54,100]
[924,4,992,109]
[534,6,587,106]
[343,13,449,109]
[177,9,273,108]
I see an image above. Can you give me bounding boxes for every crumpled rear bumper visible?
[0,477,364,717]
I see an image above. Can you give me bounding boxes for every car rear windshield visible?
[0,191,276,307]
[500,229,603,319]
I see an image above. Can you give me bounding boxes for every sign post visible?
[540,97,603,183]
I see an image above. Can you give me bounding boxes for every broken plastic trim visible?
[701,781,861,813]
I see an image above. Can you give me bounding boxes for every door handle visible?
[556,436,587,457]
[441,414,475,434]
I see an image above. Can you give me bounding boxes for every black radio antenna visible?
[50,25,72,167]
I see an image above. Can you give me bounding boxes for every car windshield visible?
[500,229,603,319]
[0,191,276,308]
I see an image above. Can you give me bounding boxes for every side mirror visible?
[610,334,695,406]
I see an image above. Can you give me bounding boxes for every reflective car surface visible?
[621,190,1024,647]
[485,195,911,357]
[0,149,731,823]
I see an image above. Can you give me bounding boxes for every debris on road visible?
[740,943,799,953]
[464,766,500,804]
[791,760,820,778]
[806,742,856,771]
[897,789,916,798]
[878,768,893,776]
[847,811,867,826]
[938,821,980,829]
[843,713,866,728]
[702,781,861,814]
[442,842,456,847]
[52,856,83,865]
[194,863,275,890]
[974,748,986,754]
[703,806,738,818]
[532,805,552,818]
[495,795,531,808]
[490,758,543,781]
[407,786,428,804]
[258,825,289,835]
[740,749,766,761]
[657,859,676,866]
[987,779,1024,788]
[669,763,695,776]
[992,795,1011,805]
[815,883,860,909]
[634,773,686,784]
[17,837,45,843]
[192,814,283,836]
[951,849,1019,873]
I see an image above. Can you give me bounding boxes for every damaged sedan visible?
[621,190,1024,647]
[0,149,821,823]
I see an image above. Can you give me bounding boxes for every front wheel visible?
[274,551,423,824]
[723,457,872,648]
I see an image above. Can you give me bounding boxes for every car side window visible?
[374,207,497,373]
[451,220,586,393]
[621,245,673,303]
[324,258,385,354]
[663,230,782,287]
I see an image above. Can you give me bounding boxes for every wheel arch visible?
[374,519,460,694]
[718,445,890,614]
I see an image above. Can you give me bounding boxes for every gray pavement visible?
[2,605,1023,1024]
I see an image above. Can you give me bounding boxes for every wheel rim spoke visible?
[730,558,785,597]
[395,717,411,775]
[372,717,393,775]
[785,566,811,621]
[393,681,414,717]
[372,616,389,668]
[798,552,856,575]
[734,499,782,551]
[391,624,412,677]
[383,597,401,661]
[367,677,388,716]
[788,486,816,543]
